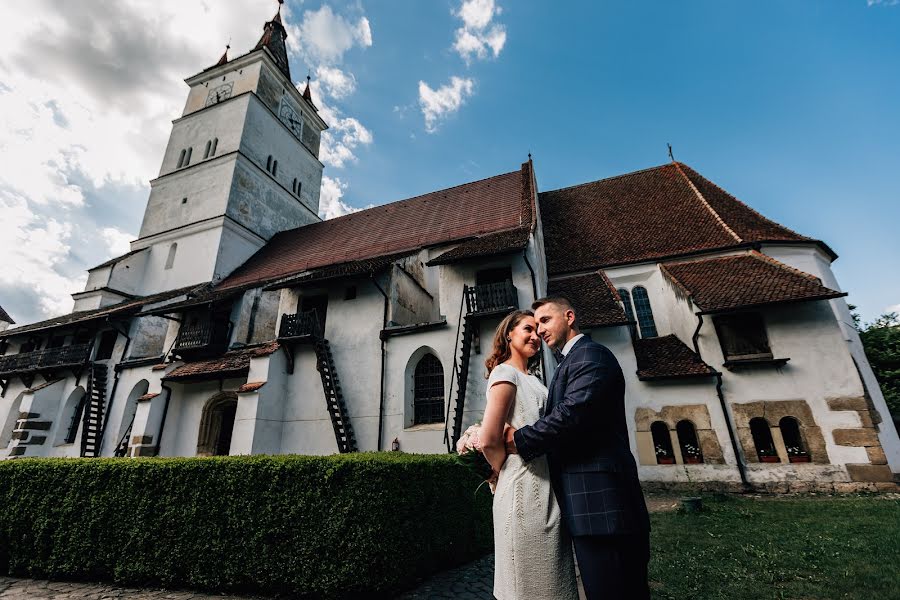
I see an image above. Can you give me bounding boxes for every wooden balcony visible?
[278,311,323,342]
[173,320,230,357]
[0,343,92,378]
[464,280,518,316]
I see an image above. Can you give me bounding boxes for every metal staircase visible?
[80,363,108,457]
[313,338,357,453]
[447,281,520,451]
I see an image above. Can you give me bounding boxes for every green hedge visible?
[0,453,493,598]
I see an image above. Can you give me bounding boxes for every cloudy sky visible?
[1,0,898,325]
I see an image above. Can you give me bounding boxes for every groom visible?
[504,296,650,600]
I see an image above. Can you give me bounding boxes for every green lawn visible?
[648,495,899,600]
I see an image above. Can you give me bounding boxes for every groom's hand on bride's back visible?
[503,424,518,454]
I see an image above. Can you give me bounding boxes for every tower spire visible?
[254,0,291,79]
[215,42,231,67]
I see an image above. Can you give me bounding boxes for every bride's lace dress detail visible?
[489,363,578,600]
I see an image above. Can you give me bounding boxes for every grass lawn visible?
[648,494,899,599]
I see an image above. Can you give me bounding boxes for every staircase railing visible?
[313,339,356,453]
[80,362,108,458]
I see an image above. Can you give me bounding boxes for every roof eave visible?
[695,292,848,315]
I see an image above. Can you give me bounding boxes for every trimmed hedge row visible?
[0,453,493,598]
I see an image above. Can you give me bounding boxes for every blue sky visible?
[0,0,898,324]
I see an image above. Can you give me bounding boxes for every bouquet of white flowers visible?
[455,424,496,493]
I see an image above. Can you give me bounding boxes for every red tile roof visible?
[163,342,279,382]
[633,335,716,381]
[427,226,531,266]
[547,272,629,329]
[218,162,534,290]
[539,162,826,275]
[0,284,205,338]
[265,251,416,290]
[660,251,846,314]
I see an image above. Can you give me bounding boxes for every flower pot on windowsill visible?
[759,455,781,463]
[789,455,811,463]
[657,456,676,465]
[685,456,703,464]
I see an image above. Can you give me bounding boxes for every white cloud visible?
[319,175,363,220]
[297,6,373,64]
[101,227,134,256]
[868,0,900,6]
[418,76,475,133]
[886,304,900,314]
[302,79,373,168]
[452,0,507,63]
[316,66,357,100]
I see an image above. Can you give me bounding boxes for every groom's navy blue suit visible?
[514,335,650,600]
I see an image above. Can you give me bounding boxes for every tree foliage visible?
[858,311,900,419]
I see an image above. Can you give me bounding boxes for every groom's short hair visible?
[532,296,578,322]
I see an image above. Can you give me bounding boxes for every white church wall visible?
[182,59,263,117]
[762,243,900,473]
[231,352,286,455]
[158,377,246,457]
[128,316,169,360]
[136,224,223,295]
[160,94,251,178]
[85,266,113,291]
[213,217,267,283]
[235,96,323,221]
[103,249,150,296]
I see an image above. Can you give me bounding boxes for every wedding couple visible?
[480,297,650,600]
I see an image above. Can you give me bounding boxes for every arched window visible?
[296,180,301,196]
[165,243,177,270]
[113,380,148,455]
[631,286,658,339]
[651,421,674,464]
[413,354,444,425]
[617,288,638,339]
[210,138,218,156]
[197,392,238,456]
[292,178,297,194]
[266,155,273,172]
[750,417,779,462]
[676,420,703,463]
[56,387,86,445]
[272,160,278,176]
[779,416,809,462]
[203,140,212,159]
[177,149,186,168]
[184,147,192,166]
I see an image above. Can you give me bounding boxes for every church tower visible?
[128,4,327,296]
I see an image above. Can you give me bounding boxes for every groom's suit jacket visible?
[514,335,650,537]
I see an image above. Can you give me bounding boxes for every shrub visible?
[0,453,493,598]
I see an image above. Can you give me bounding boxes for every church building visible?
[1,8,897,492]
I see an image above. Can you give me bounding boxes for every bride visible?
[479,310,578,600]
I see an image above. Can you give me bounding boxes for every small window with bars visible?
[413,354,444,425]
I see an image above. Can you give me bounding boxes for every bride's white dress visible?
[488,363,578,600]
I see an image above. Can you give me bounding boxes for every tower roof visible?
[301,75,316,110]
[0,304,13,324]
[215,44,230,67]
[253,1,291,80]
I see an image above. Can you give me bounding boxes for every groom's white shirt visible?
[560,333,585,357]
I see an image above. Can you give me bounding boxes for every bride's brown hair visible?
[484,310,539,377]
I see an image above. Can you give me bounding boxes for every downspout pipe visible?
[692,312,749,489]
[154,382,174,457]
[99,318,132,455]
[370,274,389,452]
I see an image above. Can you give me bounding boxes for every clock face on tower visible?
[279,98,304,140]
[205,82,234,107]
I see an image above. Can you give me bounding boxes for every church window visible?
[676,420,703,463]
[296,180,302,195]
[714,312,772,362]
[413,354,444,425]
[651,421,674,464]
[165,243,177,269]
[211,138,218,156]
[177,149,186,168]
[631,286,658,339]
[184,147,192,166]
[272,160,278,176]
[197,392,238,456]
[344,286,357,301]
[266,155,273,172]
[750,417,779,462]
[617,288,638,340]
[182,197,187,204]
[61,388,86,444]
[292,178,297,194]
[779,416,809,462]
[203,140,211,159]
